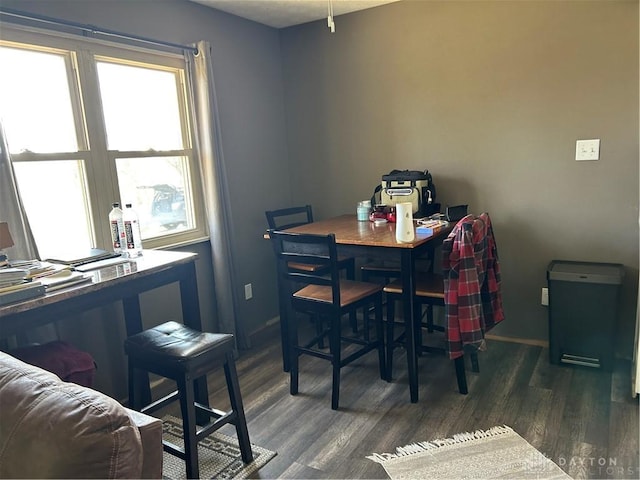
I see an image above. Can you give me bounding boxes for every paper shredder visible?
[547,260,624,371]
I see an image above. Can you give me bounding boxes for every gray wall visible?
[1,0,638,398]
[280,0,639,355]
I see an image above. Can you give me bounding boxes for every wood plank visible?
[196,326,639,479]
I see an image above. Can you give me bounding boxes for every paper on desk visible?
[39,270,92,291]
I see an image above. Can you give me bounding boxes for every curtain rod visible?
[0,7,198,54]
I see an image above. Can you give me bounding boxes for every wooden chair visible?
[269,229,387,410]
[383,216,491,394]
[361,258,437,342]
[265,205,355,279]
[266,205,357,371]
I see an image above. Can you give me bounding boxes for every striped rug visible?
[162,415,276,479]
[367,425,570,480]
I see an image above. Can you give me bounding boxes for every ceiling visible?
[190,0,401,29]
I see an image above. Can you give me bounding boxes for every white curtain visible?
[0,121,39,261]
[1,119,59,345]
[185,41,249,349]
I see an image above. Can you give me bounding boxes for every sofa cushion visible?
[0,351,144,478]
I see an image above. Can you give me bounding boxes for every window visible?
[0,28,206,259]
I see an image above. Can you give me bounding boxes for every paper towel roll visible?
[395,202,415,243]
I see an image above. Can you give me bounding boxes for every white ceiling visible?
[190,0,402,29]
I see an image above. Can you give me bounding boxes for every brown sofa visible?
[0,351,163,478]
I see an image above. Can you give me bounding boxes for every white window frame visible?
[0,25,208,252]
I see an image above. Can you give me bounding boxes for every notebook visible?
[44,248,121,267]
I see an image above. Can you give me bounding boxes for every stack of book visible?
[0,267,45,306]
[19,261,72,280]
[416,219,450,235]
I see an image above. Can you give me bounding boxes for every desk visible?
[282,214,453,403]
[0,250,207,407]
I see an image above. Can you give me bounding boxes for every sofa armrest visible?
[126,408,163,479]
[0,351,160,479]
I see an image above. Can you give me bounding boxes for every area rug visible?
[367,425,571,480]
[162,415,276,479]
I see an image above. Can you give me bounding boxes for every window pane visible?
[115,156,193,239]
[97,61,184,151]
[0,46,78,153]
[13,161,93,259]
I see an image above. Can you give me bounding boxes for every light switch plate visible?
[575,139,600,161]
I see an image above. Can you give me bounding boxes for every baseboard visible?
[484,334,549,348]
[250,320,553,349]
[247,317,280,346]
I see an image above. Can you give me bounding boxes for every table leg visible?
[123,295,152,407]
[178,262,210,424]
[401,250,419,403]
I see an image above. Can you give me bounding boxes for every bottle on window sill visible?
[123,203,143,258]
[108,202,125,254]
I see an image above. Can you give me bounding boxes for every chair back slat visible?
[265,205,314,230]
[269,229,341,307]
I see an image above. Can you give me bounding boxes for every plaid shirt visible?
[442,213,504,359]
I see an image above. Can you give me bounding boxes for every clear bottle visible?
[122,203,143,258]
[108,202,125,254]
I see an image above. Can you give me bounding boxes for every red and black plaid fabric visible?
[442,213,504,359]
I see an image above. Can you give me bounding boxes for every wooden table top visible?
[285,214,452,249]
[0,250,197,318]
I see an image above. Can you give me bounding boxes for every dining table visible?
[279,214,453,403]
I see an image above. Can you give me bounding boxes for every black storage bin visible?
[547,260,624,371]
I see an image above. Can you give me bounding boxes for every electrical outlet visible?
[244,283,253,300]
[541,287,549,306]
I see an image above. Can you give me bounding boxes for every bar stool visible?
[124,321,253,479]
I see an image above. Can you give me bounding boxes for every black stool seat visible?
[125,321,234,374]
[125,321,253,479]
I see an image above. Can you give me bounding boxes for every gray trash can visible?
[547,260,624,371]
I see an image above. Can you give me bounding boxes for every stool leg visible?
[330,312,341,410]
[454,356,468,394]
[177,375,199,479]
[374,294,387,381]
[290,315,299,396]
[127,360,141,410]
[315,313,325,349]
[224,352,254,464]
[470,352,480,373]
[426,304,435,333]
[386,297,396,380]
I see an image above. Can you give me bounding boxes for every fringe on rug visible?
[366,425,514,464]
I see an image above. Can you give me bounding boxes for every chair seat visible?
[383,272,444,298]
[294,279,382,306]
[288,254,353,273]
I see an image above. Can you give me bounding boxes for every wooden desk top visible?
[0,250,197,318]
[284,214,452,249]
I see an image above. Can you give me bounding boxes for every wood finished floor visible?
[203,326,639,479]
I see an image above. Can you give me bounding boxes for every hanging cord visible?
[327,0,335,33]
[0,7,198,54]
